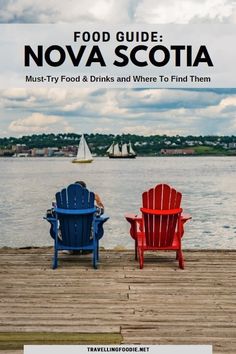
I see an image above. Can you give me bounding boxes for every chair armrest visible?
[43,216,56,221]
[181,213,192,223]
[125,213,143,240]
[94,214,109,223]
[125,213,142,222]
[94,214,109,240]
[179,213,191,238]
[44,216,57,240]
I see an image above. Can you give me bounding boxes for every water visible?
[0,156,236,249]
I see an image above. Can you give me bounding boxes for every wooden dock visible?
[0,248,235,354]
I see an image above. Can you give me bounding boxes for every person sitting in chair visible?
[47,181,104,255]
[70,180,104,255]
[75,180,104,215]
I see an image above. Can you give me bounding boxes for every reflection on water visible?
[0,156,236,249]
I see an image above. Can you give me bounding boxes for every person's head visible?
[75,180,87,188]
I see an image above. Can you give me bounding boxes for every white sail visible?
[113,143,122,156]
[72,134,93,163]
[128,142,136,155]
[107,141,137,158]
[121,143,129,156]
[107,143,114,154]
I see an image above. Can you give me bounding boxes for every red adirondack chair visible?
[125,184,191,269]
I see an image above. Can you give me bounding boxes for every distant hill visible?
[0,133,236,156]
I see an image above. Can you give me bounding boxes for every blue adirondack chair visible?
[45,183,109,269]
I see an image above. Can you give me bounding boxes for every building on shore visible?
[31,148,47,157]
[161,149,195,155]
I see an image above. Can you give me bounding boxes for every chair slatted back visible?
[142,184,182,247]
[55,184,95,247]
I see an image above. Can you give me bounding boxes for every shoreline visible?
[1,246,236,252]
[1,154,236,158]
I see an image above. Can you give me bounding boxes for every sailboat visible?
[107,141,137,159]
[72,134,93,163]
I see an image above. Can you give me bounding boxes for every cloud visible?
[8,112,72,133]
[0,0,141,23]
[117,89,222,111]
[1,87,236,137]
[122,125,166,135]
[220,96,236,113]
[0,3,235,137]
[0,0,235,24]
[135,0,235,24]
[0,88,94,113]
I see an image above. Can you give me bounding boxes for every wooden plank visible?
[0,249,235,354]
[0,332,122,350]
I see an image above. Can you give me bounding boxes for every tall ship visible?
[72,134,93,163]
[107,142,137,159]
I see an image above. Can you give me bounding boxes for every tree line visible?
[0,133,236,156]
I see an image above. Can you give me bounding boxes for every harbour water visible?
[0,156,235,249]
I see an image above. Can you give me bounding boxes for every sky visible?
[0,0,236,137]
